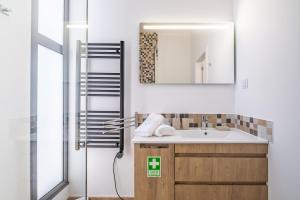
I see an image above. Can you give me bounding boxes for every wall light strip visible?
[143,24,233,30]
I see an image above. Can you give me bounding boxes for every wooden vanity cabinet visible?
[175,185,268,200]
[134,143,268,200]
[175,157,267,183]
[134,144,174,200]
[174,144,268,200]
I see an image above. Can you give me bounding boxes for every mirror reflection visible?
[139,23,235,84]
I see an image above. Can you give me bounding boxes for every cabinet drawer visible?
[134,144,174,200]
[175,144,268,154]
[175,185,268,200]
[175,157,267,183]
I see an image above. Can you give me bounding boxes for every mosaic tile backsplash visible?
[139,32,158,83]
[135,113,273,142]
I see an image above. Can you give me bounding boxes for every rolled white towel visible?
[154,124,176,137]
[134,113,165,137]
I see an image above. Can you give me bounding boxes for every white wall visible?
[69,0,235,197]
[0,0,31,199]
[234,0,300,199]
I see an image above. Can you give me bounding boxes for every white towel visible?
[154,124,176,137]
[134,113,165,137]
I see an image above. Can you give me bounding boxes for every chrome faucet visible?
[201,115,208,130]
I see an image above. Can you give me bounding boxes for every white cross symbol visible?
[149,158,159,169]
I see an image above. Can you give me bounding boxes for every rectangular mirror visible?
[139,23,235,84]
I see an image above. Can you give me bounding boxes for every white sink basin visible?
[132,128,268,144]
[179,129,230,138]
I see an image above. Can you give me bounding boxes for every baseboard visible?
[68,197,134,200]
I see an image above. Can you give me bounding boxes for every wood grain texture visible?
[175,157,268,183]
[68,198,134,200]
[134,144,174,200]
[232,185,268,200]
[175,185,268,200]
[175,144,268,154]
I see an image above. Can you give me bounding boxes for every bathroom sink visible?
[132,128,268,144]
[179,129,230,138]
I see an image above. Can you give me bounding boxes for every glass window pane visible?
[37,45,63,198]
[38,0,64,44]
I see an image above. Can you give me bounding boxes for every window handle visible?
[0,4,12,16]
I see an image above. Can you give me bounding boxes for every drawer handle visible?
[140,144,169,149]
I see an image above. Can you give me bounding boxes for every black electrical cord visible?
[113,153,124,200]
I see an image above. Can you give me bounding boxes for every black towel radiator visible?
[75,41,133,156]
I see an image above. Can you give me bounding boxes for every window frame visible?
[30,0,69,199]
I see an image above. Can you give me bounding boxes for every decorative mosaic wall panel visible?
[135,113,273,142]
[236,114,273,142]
[135,113,236,130]
[139,32,158,84]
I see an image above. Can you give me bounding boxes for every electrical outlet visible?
[241,79,248,89]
